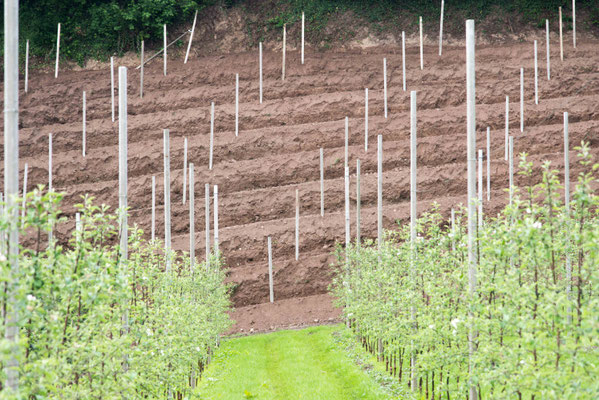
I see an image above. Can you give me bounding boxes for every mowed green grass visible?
[196,324,397,399]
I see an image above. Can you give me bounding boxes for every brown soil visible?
[3,34,599,334]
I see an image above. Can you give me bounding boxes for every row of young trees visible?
[0,188,231,398]
[332,143,599,399]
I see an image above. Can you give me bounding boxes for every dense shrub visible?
[0,189,231,398]
[332,142,599,398]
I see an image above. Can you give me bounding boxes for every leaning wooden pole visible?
[118,66,128,261]
[466,19,478,400]
[4,0,20,390]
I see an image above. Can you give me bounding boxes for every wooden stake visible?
[205,183,211,269]
[163,24,167,76]
[55,23,60,78]
[520,68,524,132]
[466,20,478,400]
[564,111,572,314]
[209,102,215,170]
[189,163,195,271]
[509,136,514,205]
[118,67,128,261]
[364,88,369,151]
[76,213,81,233]
[140,41,144,98]
[419,16,424,70]
[295,189,299,261]
[320,148,324,217]
[383,58,388,118]
[151,175,156,241]
[486,127,490,201]
[534,41,538,105]
[183,137,188,204]
[268,236,274,303]
[559,7,564,61]
[163,129,172,272]
[451,208,455,252]
[402,31,407,91]
[259,42,263,104]
[546,20,551,80]
[439,0,444,56]
[572,0,576,49]
[82,91,86,157]
[49,133,53,193]
[235,74,239,136]
[214,185,219,256]
[184,10,198,64]
[111,57,115,122]
[356,159,361,245]
[301,12,305,65]
[282,24,286,81]
[25,39,29,93]
[409,89,418,394]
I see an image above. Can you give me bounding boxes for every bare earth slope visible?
[3,37,599,333]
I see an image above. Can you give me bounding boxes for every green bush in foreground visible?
[0,190,231,398]
[332,142,599,399]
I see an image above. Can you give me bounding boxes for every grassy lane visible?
[196,324,405,399]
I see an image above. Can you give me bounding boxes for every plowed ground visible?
[6,37,599,333]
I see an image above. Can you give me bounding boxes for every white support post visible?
[205,183,211,269]
[21,163,28,227]
[163,24,167,76]
[356,159,361,245]
[383,58,388,118]
[295,189,299,261]
[320,148,324,217]
[4,0,20,386]
[509,136,514,205]
[118,67,128,261]
[534,41,538,105]
[466,20,477,400]
[559,7,564,61]
[259,42,263,104]
[235,74,239,136]
[189,163,195,271]
[439,0,444,56]
[520,68,524,132]
[451,208,456,252]
[151,175,156,241]
[402,31,407,91]
[364,88,369,151]
[282,24,286,81]
[377,135,383,251]
[572,0,576,49]
[486,127,490,201]
[25,39,29,93]
[478,149,483,228]
[49,133,53,244]
[184,10,198,64]
[76,213,81,234]
[214,185,219,257]
[82,91,86,157]
[505,96,509,161]
[344,167,350,251]
[183,137,188,204]
[564,112,571,315]
[409,89,418,393]
[140,41,144,98]
[301,12,305,65]
[111,57,115,122]
[209,102,215,170]
[163,129,172,272]
[268,236,274,303]
[344,116,349,168]
[55,23,61,78]
[419,16,424,70]
[546,20,551,80]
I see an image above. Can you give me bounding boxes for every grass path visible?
[196,324,403,399]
